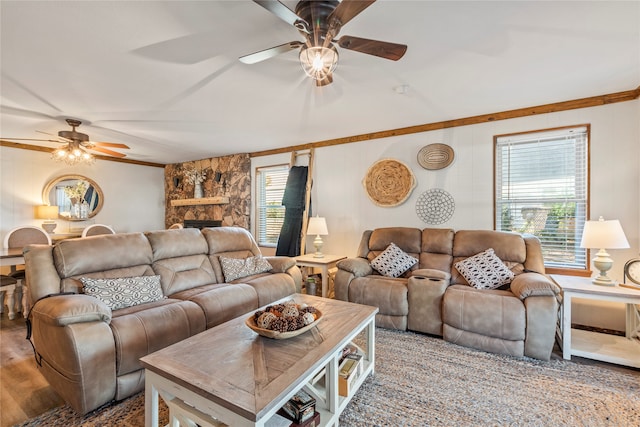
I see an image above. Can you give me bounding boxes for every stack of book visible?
[277,389,320,426]
[338,352,363,397]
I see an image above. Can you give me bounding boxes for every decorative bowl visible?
[245,309,323,339]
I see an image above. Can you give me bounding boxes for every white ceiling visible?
[1,1,638,165]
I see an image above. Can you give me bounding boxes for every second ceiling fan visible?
[239,0,407,86]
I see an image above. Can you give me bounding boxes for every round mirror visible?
[42,174,104,219]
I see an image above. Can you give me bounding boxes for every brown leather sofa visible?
[334,227,561,361]
[24,226,301,414]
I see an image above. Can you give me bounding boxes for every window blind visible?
[256,164,289,247]
[495,126,589,270]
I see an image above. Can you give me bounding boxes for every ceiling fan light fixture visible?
[299,45,338,81]
[52,143,95,165]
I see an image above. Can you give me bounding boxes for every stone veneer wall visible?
[164,153,251,229]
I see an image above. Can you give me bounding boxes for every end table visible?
[551,274,640,368]
[294,254,346,298]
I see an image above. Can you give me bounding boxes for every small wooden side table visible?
[294,253,346,298]
[551,274,640,368]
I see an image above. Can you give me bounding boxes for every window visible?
[495,125,589,271]
[255,164,289,247]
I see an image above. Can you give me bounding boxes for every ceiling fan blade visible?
[337,35,407,61]
[92,141,130,149]
[90,146,127,158]
[239,41,304,64]
[0,137,62,143]
[35,130,72,142]
[253,0,308,31]
[329,0,376,27]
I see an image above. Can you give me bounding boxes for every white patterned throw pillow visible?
[454,248,515,290]
[81,275,165,310]
[370,242,418,278]
[220,255,273,282]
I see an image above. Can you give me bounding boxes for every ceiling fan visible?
[2,118,130,164]
[239,0,407,86]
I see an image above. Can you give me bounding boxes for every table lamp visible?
[35,205,59,234]
[307,216,329,258]
[580,216,629,286]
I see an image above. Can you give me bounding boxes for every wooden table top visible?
[140,294,377,422]
[0,248,23,259]
[294,254,347,265]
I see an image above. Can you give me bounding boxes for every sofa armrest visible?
[336,257,373,277]
[30,294,116,414]
[510,273,561,300]
[264,256,302,292]
[264,256,296,273]
[334,258,372,301]
[32,294,112,326]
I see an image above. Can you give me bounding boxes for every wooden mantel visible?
[170,196,229,207]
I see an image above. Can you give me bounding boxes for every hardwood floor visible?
[0,316,63,427]
[1,313,638,427]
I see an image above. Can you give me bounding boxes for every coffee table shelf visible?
[141,294,378,426]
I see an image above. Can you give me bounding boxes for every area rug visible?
[15,328,640,426]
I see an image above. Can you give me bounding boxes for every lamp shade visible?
[307,216,328,236]
[35,205,59,220]
[580,217,629,249]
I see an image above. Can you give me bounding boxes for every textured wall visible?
[165,153,251,229]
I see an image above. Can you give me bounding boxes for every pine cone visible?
[286,317,299,331]
[300,306,317,315]
[270,317,289,332]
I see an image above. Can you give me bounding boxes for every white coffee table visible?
[141,294,377,426]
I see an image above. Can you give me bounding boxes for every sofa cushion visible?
[220,255,272,282]
[370,243,418,278]
[145,228,208,260]
[454,248,514,290]
[53,232,153,278]
[202,227,263,283]
[443,284,525,341]
[349,276,409,317]
[170,283,259,329]
[235,273,297,307]
[110,299,206,375]
[81,275,165,310]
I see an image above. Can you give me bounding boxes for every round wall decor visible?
[363,159,416,207]
[415,189,455,224]
[417,143,455,170]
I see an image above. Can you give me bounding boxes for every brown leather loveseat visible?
[334,227,560,361]
[24,226,301,414]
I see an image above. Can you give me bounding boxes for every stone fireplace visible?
[165,153,251,229]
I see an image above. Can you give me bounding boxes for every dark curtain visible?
[276,166,309,256]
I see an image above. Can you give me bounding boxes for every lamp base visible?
[313,235,324,258]
[592,276,615,286]
[41,221,57,234]
[592,249,614,286]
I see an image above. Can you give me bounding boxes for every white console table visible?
[551,274,640,368]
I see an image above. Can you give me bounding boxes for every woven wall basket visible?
[417,143,455,170]
[362,159,417,207]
